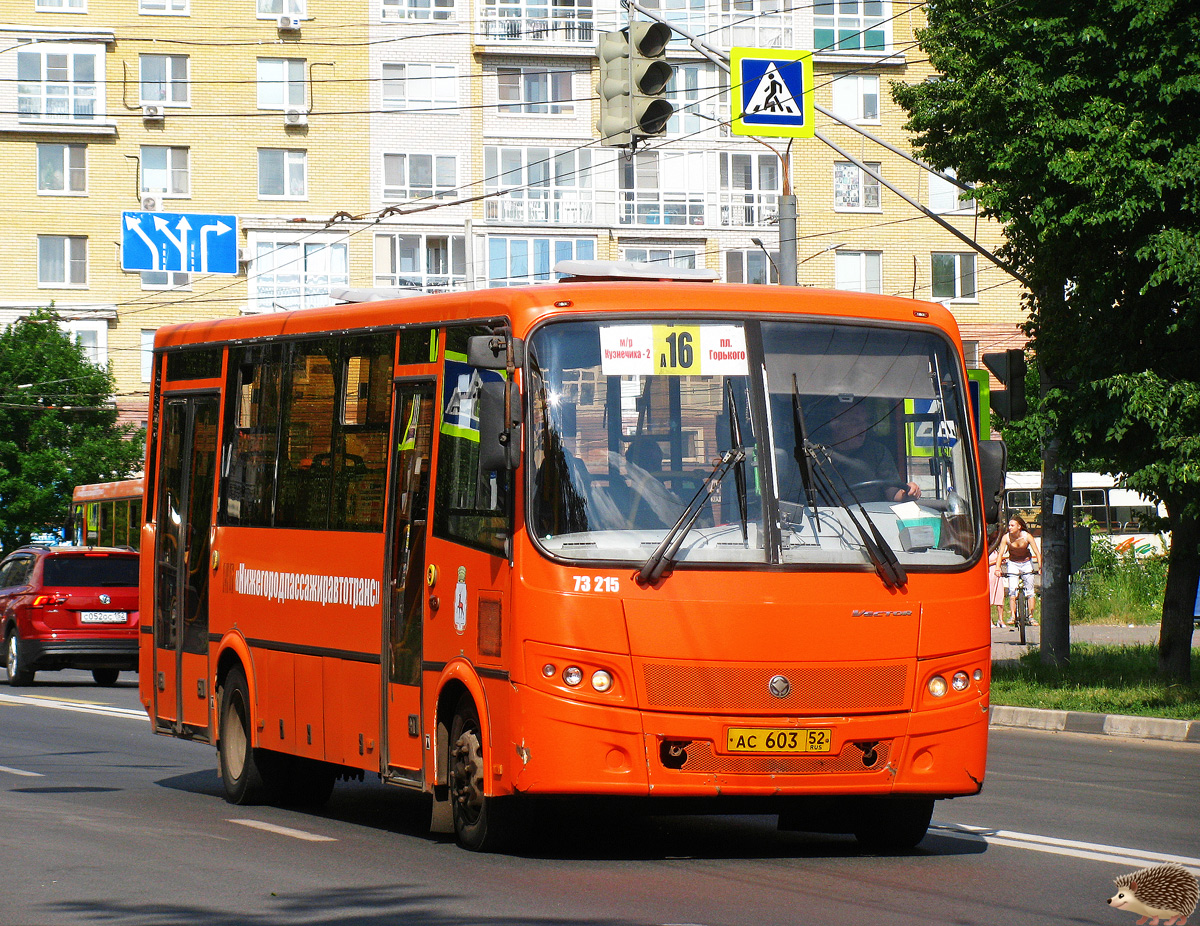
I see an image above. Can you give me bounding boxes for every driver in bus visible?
[824,401,921,503]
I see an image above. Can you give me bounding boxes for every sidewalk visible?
[988,622,1200,744]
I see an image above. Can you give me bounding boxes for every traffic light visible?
[596,23,674,147]
[982,347,1028,421]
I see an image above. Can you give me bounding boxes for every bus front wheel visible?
[852,797,934,852]
[218,665,273,804]
[448,693,512,851]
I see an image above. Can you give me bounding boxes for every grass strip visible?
[991,643,1200,720]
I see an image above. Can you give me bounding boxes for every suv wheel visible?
[6,628,35,686]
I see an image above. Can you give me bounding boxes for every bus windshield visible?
[527,317,980,570]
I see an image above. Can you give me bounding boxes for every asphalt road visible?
[2,672,1197,926]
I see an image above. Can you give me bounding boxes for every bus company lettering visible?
[232,563,381,609]
[851,609,914,617]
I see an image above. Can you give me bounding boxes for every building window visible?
[497,67,574,115]
[623,247,699,269]
[726,249,778,284]
[928,169,976,214]
[258,149,307,198]
[141,146,189,196]
[835,250,882,293]
[17,46,101,122]
[484,147,593,224]
[931,252,977,301]
[830,74,879,122]
[257,58,306,110]
[487,236,595,286]
[140,54,189,105]
[667,63,723,137]
[637,0,705,42]
[140,0,188,13]
[814,0,888,52]
[38,235,87,287]
[65,320,107,366]
[141,271,190,290]
[962,339,980,368]
[141,329,156,381]
[480,0,592,41]
[719,152,780,227]
[38,144,86,194]
[251,235,348,312]
[833,161,881,211]
[382,63,457,110]
[383,0,453,20]
[258,0,305,16]
[383,153,457,201]
[374,234,466,293]
[36,0,86,10]
[620,150,709,226]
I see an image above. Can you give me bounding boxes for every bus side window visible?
[432,327,510,556]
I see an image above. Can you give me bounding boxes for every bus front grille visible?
[641,663,909,714]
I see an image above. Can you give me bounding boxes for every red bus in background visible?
[139,265,1006,851]
[71,478,144,550]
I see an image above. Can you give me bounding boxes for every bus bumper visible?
[507,685,987,800]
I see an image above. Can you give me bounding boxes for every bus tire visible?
[218,665,273,805]
[852,797,934,852]
[6,627,34,687]
[448,693,512,851]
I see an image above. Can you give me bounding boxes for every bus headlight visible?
[928,675,948,698]
[952,671,970,691]
[591,670,613,692]
[562,666,583,687]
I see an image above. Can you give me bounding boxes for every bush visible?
[1070,536,1168,625]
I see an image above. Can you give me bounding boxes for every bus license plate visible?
[80,611,127,624]
[725,727,832,754]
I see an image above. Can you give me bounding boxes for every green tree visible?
[0,310,144,553]
[894,0,1200,679]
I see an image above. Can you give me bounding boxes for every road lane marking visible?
[0,692,146,721]
[230,819,337,842]
[932,823,1200,875]
[0,764,43,777]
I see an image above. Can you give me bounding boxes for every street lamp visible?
[749,237,780,282]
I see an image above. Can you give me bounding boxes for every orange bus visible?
[71,478,144,550]
[139,266,1006,851]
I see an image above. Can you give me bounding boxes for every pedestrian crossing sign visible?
[731,47,814,138]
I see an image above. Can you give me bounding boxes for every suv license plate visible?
[80,611,128,624]
[725,727,832,754]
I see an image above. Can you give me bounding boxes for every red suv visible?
[1,545,140,687]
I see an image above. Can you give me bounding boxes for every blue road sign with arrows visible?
[730,47,814,138]
[121,211,238,274]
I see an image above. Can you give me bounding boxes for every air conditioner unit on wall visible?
[141,194,163,212]
[277,14,301,30]
[284,108,308,126]
[142,104,164,120]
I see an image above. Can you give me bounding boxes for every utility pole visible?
[1038,308,1072,666]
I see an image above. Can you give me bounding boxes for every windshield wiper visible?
[803,441,908,590]
[725,380,749,543]
[636,446,746,586]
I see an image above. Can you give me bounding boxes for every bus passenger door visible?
[384,382,436,775]
[152,394,219,737]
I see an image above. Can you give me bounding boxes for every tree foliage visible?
[0,310,144,553]
[894,0,1200,679]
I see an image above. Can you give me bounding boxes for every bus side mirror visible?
[467,335,525,370]
[978,440,1007,524]
[478,379,522,472]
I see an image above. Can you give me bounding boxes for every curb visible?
[989,705,1200,744]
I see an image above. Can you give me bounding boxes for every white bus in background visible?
[1004,472,1168,557]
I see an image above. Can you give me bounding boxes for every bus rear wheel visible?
[852,797,934,852]
[218,665,274,804]
[448,693,512,851]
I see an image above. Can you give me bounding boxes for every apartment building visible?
[1,0,1026,425]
